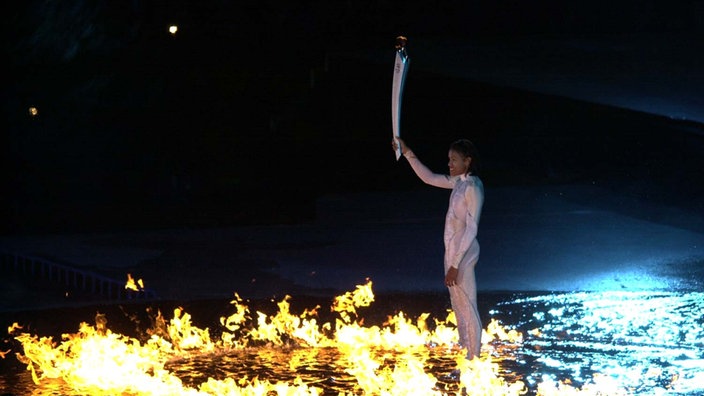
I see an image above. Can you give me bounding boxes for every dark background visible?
[3,0,704,235]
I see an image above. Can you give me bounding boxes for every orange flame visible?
[125,273,144,291]
[10,279,629,395]
[8,322,22,334]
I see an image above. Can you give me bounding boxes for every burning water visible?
[3,280,704,395]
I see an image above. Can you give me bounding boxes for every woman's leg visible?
[448,258,481,358]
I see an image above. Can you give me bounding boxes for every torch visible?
[392,35,410,160]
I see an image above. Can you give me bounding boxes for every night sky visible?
[3,0,704,235]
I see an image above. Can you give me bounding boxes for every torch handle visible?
[392,36,410,161]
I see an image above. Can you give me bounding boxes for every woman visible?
[392,137,484,359]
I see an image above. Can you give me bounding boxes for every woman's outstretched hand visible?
[392,138,409,156]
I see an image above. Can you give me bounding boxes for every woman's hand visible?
[392,138,409,155]
[445,267,459,287]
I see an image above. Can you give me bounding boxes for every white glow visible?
[496,291,704,393]
[168,25,178,35]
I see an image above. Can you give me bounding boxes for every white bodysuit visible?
[404,150,484,358]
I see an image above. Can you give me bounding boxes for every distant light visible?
[169,25,178,35]
[28,106,38,117]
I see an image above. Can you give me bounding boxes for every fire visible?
[125,273,145,291]
[484,318,524,344]
[9,279,628,395]
[8,322,22,334]
[331,279,375,324]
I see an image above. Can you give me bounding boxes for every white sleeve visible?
[404,151,453,189]
[465,178,484,225]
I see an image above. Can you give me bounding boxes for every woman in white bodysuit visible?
[393,138,484,359]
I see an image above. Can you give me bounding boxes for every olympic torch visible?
[392,36,410,160]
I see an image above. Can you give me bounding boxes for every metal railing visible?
[1,250,157,301]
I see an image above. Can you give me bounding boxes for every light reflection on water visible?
[3,291,703,395]
[490,291,704,394]
[168,347,461,395]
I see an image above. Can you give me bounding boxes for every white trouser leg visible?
[448,258,481,359]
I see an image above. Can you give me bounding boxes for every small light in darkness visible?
[28,106,38,117]
[169,25,178,35]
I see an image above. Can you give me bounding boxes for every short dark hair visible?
[449,139,481,176]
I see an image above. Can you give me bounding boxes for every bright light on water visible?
[3,290,703,395]
[492,291,704,394]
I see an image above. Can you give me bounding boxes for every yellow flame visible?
[168,307,216,352]
[11,279,629,395]
[484,318,524,344]
[219,293,251,348]
[8,322,22,334]
[529,328,542,337]
[125,273,145,291]
[331,279,375,324]
[456,355,528,395]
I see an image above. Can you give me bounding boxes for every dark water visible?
[1,291,702,395]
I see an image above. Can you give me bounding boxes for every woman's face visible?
[448,149,471,177]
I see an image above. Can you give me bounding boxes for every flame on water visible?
[9,280,632,395]
[126,273,145,292]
